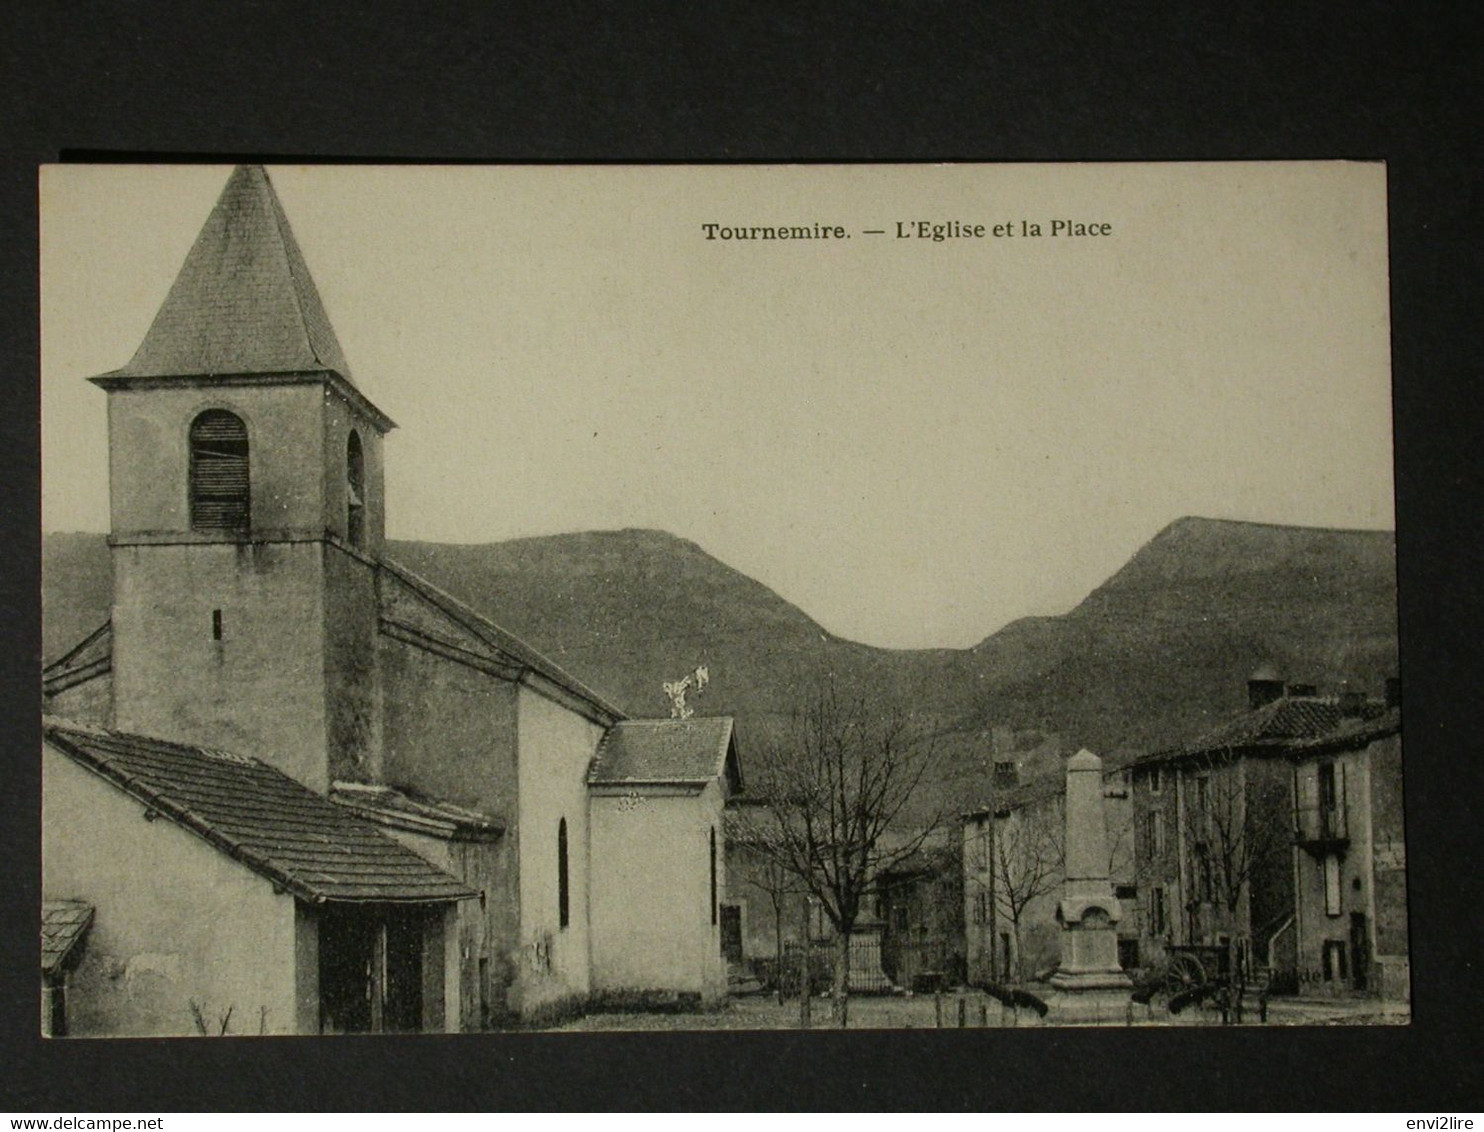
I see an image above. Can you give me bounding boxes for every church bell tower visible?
[91,165,395,791]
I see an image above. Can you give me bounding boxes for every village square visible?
[39,165,1406,1035]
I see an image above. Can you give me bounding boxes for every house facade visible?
[42,165,743,1033]
[1125,671,1406,1000]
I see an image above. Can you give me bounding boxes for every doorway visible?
[318,905,428,1033]
[720,904,743,962]
[1349,912,1369,991]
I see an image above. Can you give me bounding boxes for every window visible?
[1195,775,1210,811]
[557,818,569,929]
[709,826,718,926]
[1318,762,1337,808]
[1150,886,1167,935]
[189,410,250,533]
[1142,810,1166,858]
[1150,766,1162,795]
[346,430,366,548]
[1323,853,1342,916]
[994,760,1017,786]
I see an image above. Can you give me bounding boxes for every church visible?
[41,165,744,1035]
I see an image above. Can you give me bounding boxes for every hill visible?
[42,517,1398,798]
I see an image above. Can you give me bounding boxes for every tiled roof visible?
[330,781,505,842]
[44,719,475,905]
[379,558,626,722]
[1135,696,1401,767]
[98,165,354,382]
[41,900,94,976]
[588,717,740,789]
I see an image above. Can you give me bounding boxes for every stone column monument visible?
[1050,749,1132,990]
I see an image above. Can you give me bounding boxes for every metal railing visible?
[1294,803,1347,843]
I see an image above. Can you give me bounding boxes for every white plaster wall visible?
[43,742,299,1036]
[513,688,604,1013]
[589,780,727,999]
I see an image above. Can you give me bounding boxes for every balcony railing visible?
[1293,803,1348,848]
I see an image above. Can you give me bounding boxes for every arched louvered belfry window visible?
[557,817,570,929]
[189,410,250,534]
[346,429,366,549]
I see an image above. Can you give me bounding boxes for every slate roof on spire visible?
[102,165,355,382]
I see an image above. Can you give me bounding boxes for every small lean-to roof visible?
[588,717,741,791]
[98,165,353,382]
[41,900,94,976]
[44,719,474,905]
[42,620,112,698]
[330,781,505,843]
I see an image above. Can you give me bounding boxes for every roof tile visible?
[41,900,94,975]
[588,717,738,786]
[44,719,474,905]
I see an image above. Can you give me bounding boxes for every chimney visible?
[1247,664,1285,710]
[1385,676,1401,710]
[1287,683,1317,698]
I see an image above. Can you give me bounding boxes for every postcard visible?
[39,162,1401,1035]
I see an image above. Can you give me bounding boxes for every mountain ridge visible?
[42,517,1398,777]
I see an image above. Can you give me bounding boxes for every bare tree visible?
[1181,758,1290,1022]
[989,799,1064,982]
[736,680,947,1026]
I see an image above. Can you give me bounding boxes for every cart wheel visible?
[1165,952,1207,995]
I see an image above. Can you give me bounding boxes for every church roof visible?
[588,717,741,791]
[98,165,354,382]
[379,558,627,723]
[44,718,475,905]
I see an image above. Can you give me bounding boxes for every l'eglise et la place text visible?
[892,219,1113,239]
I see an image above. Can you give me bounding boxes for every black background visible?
[2,0,1481,1112]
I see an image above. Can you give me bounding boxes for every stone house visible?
[41,165,743,1033]
[1124,670,1406,999]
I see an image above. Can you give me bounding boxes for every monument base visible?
[1040,984,1140,1027]
[1052,917,1130,991]
[1048,967,1132,990]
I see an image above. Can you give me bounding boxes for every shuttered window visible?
[189,410,250,534]
[346,430,365,549]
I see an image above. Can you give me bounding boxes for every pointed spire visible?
[109,165,354,382]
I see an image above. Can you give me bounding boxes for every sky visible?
[40,163,1395,649]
